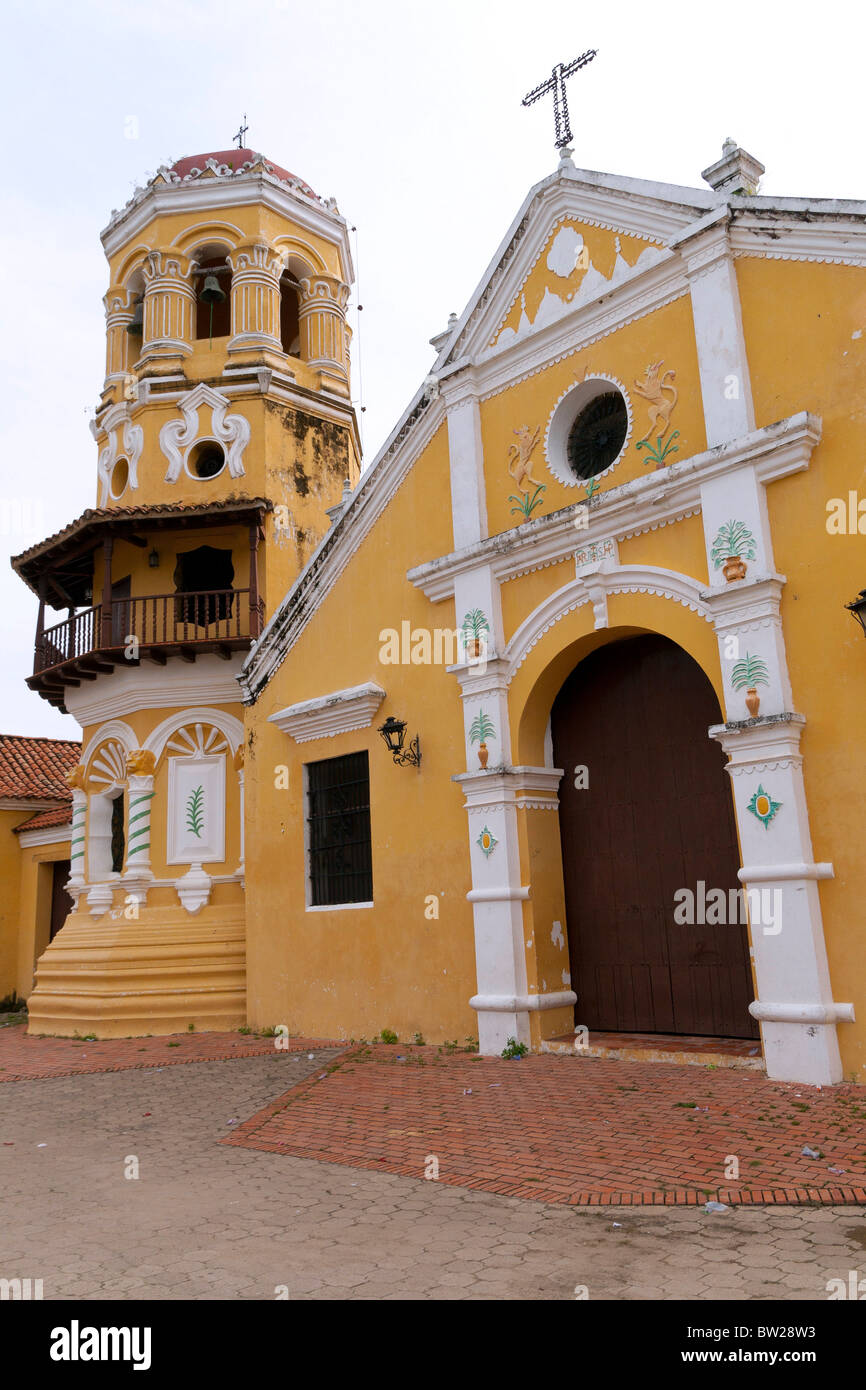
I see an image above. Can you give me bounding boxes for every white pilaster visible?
[443,372,488,550]
[710,716,852,1085]
[675,210,755,447]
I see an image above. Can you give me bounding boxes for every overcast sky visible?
[1,0,861,740]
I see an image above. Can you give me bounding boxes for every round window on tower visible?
[186,440,226,480]
[544,376,632,488]
[110,457,129,499]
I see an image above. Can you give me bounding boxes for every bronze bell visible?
[199,274,226,304]
[126,299,144,335]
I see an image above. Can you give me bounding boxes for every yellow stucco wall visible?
[0,810,24,999]
[245,425,481,1043]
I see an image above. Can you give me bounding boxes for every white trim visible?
[17,823,72,848]
[81,719,137,767]
[269,683,385,742]
[738,862,834,883]
[65,654,246,725]
[102,171,354,284]
[750,1002,855,1025]
[143,707,244,762]
[408,412,821,601]
[0,797,64,812]
[305,901,374,913]
[467,886,531,903]
[470,991,577,1013]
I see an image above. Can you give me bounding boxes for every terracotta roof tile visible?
[0,735,81,801]
[13,804,72,834]
[171,150,318,201]
[12,496,270,569]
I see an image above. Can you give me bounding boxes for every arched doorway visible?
[551,632,758,1039]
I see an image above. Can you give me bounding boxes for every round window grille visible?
[566,391,628,480]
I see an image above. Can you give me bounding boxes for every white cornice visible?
[65,655,247,727]
[269,683,385,742]
[408,412,821,601]
[17,822,71,848]
[0,797,64,813]
[441,174,703,371]
[101,175,354,282]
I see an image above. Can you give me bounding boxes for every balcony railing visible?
[34,589,264,675]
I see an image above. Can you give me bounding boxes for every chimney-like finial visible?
[702,139,764,197]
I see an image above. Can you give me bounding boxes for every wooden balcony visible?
[30,588,264,708]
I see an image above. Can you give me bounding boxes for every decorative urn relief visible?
[469,709,496,769]
[731,652,770,718]
[461,608,490,660]
[711,519,758,584]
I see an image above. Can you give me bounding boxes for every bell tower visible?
[12,148,360,1037]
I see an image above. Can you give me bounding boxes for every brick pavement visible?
[223,1044,866,1206]
[2,1050,865,1300]
[0,1019,339,1081]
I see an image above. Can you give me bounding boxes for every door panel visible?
[551,634,758,1038]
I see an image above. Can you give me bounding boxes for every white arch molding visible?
[504,563,713,679]
[143,707,244,763]
[81,719,138,771]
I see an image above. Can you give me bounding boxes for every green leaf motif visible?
[469,710,496,744]
[731,654,770,690]
[711,519,758,569]
[636,430,680,469]
[508,483,546,520]
[461,608,490,639]
[186,785,205,839]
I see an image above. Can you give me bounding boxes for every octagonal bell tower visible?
[12,148,360,1037]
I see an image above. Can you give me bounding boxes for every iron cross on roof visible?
[522,51,597,150]
[233,114,248,148]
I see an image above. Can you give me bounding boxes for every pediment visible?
[436,167,711,370]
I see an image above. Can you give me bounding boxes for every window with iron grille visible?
[306,751,373,906]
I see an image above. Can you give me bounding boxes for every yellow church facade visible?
[11,139,866,1088]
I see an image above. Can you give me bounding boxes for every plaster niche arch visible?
[509,570,718,770]
[83,723,135,883]
[115,243,154,285]
[505,563,712,684]
[143,707,243,764]
[189,240,233,339]
[173,221,243,256]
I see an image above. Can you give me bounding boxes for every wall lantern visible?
[378,715,421,768]
[845,589,866,638]
[148,547,160,569]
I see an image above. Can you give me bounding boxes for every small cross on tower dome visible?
[233,113,249,149]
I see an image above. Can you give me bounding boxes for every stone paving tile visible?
[0,1023,340,1081]
[223,1043,866,1206]
[2,1051,865,1301]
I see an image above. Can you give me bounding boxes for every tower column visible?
[123,751,157,905]
[298,274,351,394]
[138,249,196,375]
[226,240,285,364]
[103,284,137,388]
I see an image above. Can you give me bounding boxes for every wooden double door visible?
[551,634,758,1039]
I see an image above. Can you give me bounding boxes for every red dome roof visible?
[170,149,318,200]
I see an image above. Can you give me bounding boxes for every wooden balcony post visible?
[34,577,46,674]
[249,522,261,637]
[101,536,114,646]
